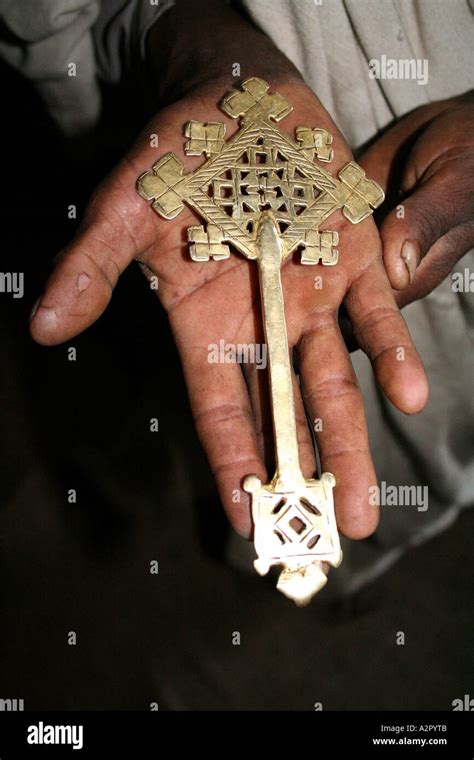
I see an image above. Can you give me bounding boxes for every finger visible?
[29,93,242,346]
[380,156,474,289]
[30,159,162,345]
[174,332,265,540]
[243,359,317,479]
[358,97,462,192]
[394,222,474,308]
[345,262,429,414]
[299,320,379,540]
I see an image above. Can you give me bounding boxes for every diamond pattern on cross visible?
[211,146,317,223]
[275,502,315,543]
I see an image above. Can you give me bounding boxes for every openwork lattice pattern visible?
[210,142,320,235]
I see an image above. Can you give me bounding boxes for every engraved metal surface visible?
[137,78,384,605]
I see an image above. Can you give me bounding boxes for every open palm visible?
[30,80,429,541]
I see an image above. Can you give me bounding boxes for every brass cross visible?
[137,78,384,605]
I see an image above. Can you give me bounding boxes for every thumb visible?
[380,157,474,289]
[30,161,160,346]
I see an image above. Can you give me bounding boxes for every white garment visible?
[241,0,474,148]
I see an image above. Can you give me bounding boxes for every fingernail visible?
[77,272,91,292]
[400,240,419,284]
[33,305,58,330]
[29,298,41,323]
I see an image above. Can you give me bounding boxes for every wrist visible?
[145,0,303,104]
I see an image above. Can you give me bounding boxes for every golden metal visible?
[137,78,384,605]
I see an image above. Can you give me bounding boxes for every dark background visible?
[0,61,473,711]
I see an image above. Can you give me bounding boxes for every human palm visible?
[30,80,429,540]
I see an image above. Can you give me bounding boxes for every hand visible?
[30,78,429,541]
[359,92,474,308]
